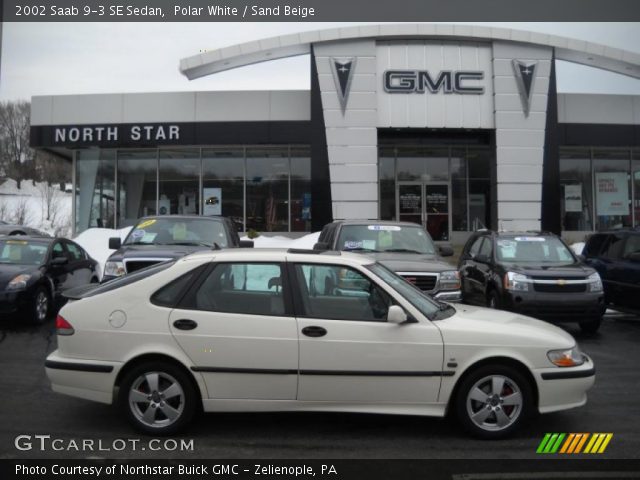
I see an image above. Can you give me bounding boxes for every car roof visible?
[0,235,54,243]
[136,215,226,222]
[478,231,558,238]
[184,248,375,265]
[331,220,424,228]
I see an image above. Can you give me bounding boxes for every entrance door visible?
[397,183,450,241]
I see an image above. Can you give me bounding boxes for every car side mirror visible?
[313,242,330,251]
[628,252,640,262]
[50,256,68,266]
[239,240,254,248]
[108,237,121,250]
[438,245,454,257]
[387,305,408,324]
[474,253,490,264]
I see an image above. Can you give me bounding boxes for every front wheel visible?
[119,362,197,435]
[30,286,51,324]
[455,364,533,439]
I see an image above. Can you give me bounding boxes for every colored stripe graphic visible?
[537,433,613,454]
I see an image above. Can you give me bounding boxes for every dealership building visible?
[30,24,640,244]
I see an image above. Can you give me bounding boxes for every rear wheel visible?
[579,316,602,334]
[455,364,533,439]
[119,362,197,435]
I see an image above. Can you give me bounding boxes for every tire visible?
[118,362,197,435]
[455,364,533,439]
[487,289,501,309]
[30,286,51,324]
[579,316,602,334]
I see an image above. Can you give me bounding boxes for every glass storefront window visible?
[593,150,631,231]
[634,153,640,227]
[246,148,289,232]
[379,147,395,220]
[451,148,467,231]
[290,147,311,232]
[560,148,593,231]
[116,150,158,227]
[159,149,200,216]
[202,148,244,229]
[467,147,491,231]
[75,149,115,231]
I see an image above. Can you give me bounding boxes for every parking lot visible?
[1,311,639,460]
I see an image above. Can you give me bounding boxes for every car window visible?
[51,241,66,259]
[479,237,492,257]
[65,242,85,261]
[584,234,608,257]
[336,224,436,254]
[0,239,48,265]
[190,263,285,316]
[152,265,206,307]
[622,234,640,259]
[601,234,625,259]
[123,217,229,248]
[294,264,392,322]
[468,237,484,258]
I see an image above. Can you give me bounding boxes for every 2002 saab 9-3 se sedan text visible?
[45,249,595,439]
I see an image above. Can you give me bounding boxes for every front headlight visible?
[6,274,31,291]
[547,346,585,367]
[504,271,530,292]
[587,272,603,292]
[104,261,126,277]
[439,270,460,290]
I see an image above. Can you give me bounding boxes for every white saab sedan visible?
[45,249,595,438]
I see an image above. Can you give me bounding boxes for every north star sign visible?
[384,70,485,94]
[53,124,180,143]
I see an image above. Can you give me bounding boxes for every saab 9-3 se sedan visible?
[45,248,595,438]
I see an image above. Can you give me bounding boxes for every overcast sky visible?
[1,22,640,101]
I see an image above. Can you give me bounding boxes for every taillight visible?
[56,315,75,336]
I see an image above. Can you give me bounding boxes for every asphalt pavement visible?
[1,311,639,460]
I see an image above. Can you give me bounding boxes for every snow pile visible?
[73,227,132,279]
[242,231,320,249]
[0,178,72,236]
[570,242,585,255]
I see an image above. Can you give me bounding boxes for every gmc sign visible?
[384,70,484,94]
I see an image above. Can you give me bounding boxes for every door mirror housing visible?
[50,256,68,266]
[387,305,408,324]
[108,237,121,250]
[239,240,254,248]
[438,245,454,257]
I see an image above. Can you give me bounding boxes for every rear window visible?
[64,261,175,299]
[151,265,206,307]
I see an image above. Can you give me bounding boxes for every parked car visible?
[0,222,50,237]
[103,215,253,282]
[458,231,605,333]
[582,229,640,313]
[0,236,98,323]
[314,220,461,302]
[46,248,594,438]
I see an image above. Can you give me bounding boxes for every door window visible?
[584,234,609,257]
[622,235,640,259]
[468,236,484,258]
[479,236,492,257]
[51,242,67,260]
[601,234,626,259]
[295,264,391,321]
[189,263,285,316]
[65,242,85,261]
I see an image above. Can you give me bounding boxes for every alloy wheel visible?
[466,374,523,432]
[128,371,185,429]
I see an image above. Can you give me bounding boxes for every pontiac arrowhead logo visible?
[512,59,538,117]
[330,57,356,114]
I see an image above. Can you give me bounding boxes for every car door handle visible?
[173,319,198,330]
[302,326,327,337]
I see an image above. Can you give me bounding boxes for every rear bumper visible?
[45,350,121,404]
[535,354,596,414]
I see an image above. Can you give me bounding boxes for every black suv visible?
[103,215,253,282]
[315,220,461,302]
[582,229,640,314]
[458,231,605,333]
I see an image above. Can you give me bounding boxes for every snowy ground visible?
[0,178,72,236]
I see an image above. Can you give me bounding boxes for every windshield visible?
[123,218,229,248]
[367,263,453,320]
[0,239,48,265]
[337,225,436,254]
[495,236,576,264]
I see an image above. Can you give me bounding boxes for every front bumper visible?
[535,354,596,414]
[45,350,121,404]
[503,290,605,321]
[0,290,31,316]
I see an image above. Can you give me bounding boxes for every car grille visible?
[533,283,587,293]
[124,260,164,273]
[399,274,438,292]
